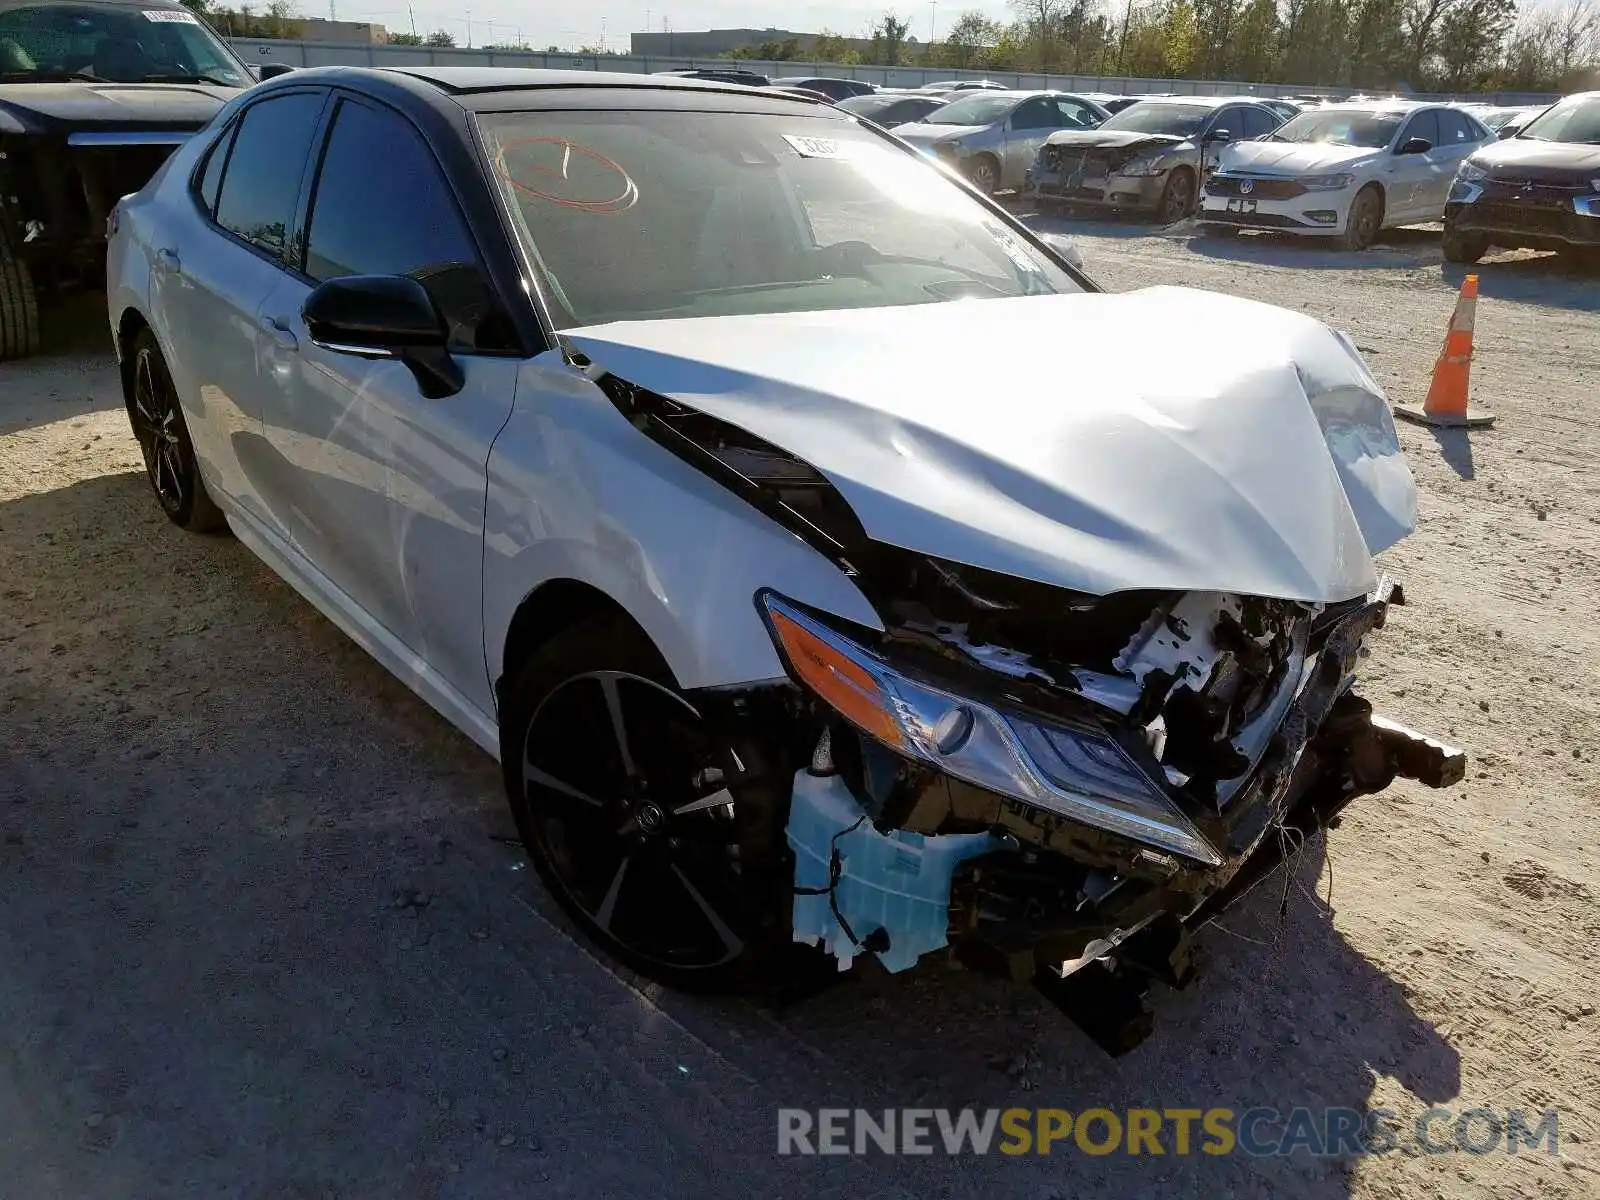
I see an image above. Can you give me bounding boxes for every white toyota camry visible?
[106,66,1463,1051]
[1199,102,1494,249]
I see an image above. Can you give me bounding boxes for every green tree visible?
[1435,0,1517,87]
[423,29,456,47]
[388,32,423,45]
[938,11,1004,67]
[867,12,912,64]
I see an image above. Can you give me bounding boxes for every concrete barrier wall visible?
[225,40,1560,105]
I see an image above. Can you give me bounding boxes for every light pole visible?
[465,9,472,48]
[930,0,938,45]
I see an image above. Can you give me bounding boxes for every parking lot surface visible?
[2,231,1597,1199]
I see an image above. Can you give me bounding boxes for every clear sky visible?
[314,0,1017,51]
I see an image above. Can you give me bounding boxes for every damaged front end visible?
[597,369,1465,1054]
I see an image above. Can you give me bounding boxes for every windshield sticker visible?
[143,9,201,22]
[783,134,846,159]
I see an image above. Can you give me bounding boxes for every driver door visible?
[258,93,523,714]
[1390,110,1442,220]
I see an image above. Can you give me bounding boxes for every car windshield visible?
[0,1,245,84]
[1267,109,1404,147]
[1520,95,1600,144]
[477,110,1081,328]
[1100,102,1212,137]
[922,93,1019,126]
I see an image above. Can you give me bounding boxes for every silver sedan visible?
[891,91,1110,193]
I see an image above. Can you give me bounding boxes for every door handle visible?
[155,246,180,271]
[261,315,299,352]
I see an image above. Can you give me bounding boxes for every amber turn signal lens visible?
[767,609,908,751]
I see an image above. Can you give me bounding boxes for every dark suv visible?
[1443,91,1600,265]
[0,0,251,357]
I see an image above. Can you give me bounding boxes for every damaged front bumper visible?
[771,575,1463,1050]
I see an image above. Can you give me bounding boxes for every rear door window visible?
[1436,109,1478,145]
[1052,97,1102,128]
[213,91,325,258]
[195,121,236,217]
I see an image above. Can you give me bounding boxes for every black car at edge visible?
[1443,91,1600,265]
[0,0,259,358]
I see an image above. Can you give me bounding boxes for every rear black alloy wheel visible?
[506,624,756,988]
[126,331,225,531]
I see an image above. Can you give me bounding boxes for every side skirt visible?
[220,499,502,760]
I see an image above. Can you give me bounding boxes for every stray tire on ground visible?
[0,249,41,362]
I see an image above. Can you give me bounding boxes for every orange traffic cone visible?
[1395,274,1495,428]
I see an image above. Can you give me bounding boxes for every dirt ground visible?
[2,228,1597,1200]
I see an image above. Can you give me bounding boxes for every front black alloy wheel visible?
[1155,169,1194,225]
[125,330,225,531]
[502,617,760,989]
[1442,226,1489,264]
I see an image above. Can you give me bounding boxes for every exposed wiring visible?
[793,815,869,949]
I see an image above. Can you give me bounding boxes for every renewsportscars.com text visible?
[776,1106,1561,1158]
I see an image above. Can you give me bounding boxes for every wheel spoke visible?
[524,756,604,807]
[597,673,638,779]
[671,787,735,817]
[668,862,744,958]
[161,444,184,501]
[592,855,632,932]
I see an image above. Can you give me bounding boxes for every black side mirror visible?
[258,63,295,80]
[1397,137,1432,155]
[1204,127,1233,143]
[303,275,464,399]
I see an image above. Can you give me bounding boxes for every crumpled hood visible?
[1042,129,1186,151]
[566,287,1417,604]
[1219,140,1378,174]
[0,82,239,132]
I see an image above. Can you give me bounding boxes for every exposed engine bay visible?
[595,368,1466,1054]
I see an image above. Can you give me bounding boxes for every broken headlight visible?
[759,592,1221,865]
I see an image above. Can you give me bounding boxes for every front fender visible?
[483,357,884,691]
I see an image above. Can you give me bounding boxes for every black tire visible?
[125,328,226,532]
[1337,185,1384,251]
[1155,169,1196,225]
[0,249,41,362]
[967,154,1000,195]
[500,615,769,991]
[1442,227,1489,264]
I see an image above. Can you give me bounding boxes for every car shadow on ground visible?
[1443,254,1600,313]
[0,293,122,436]
[4,469,1465,1196]
[1180,226,1444,271]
